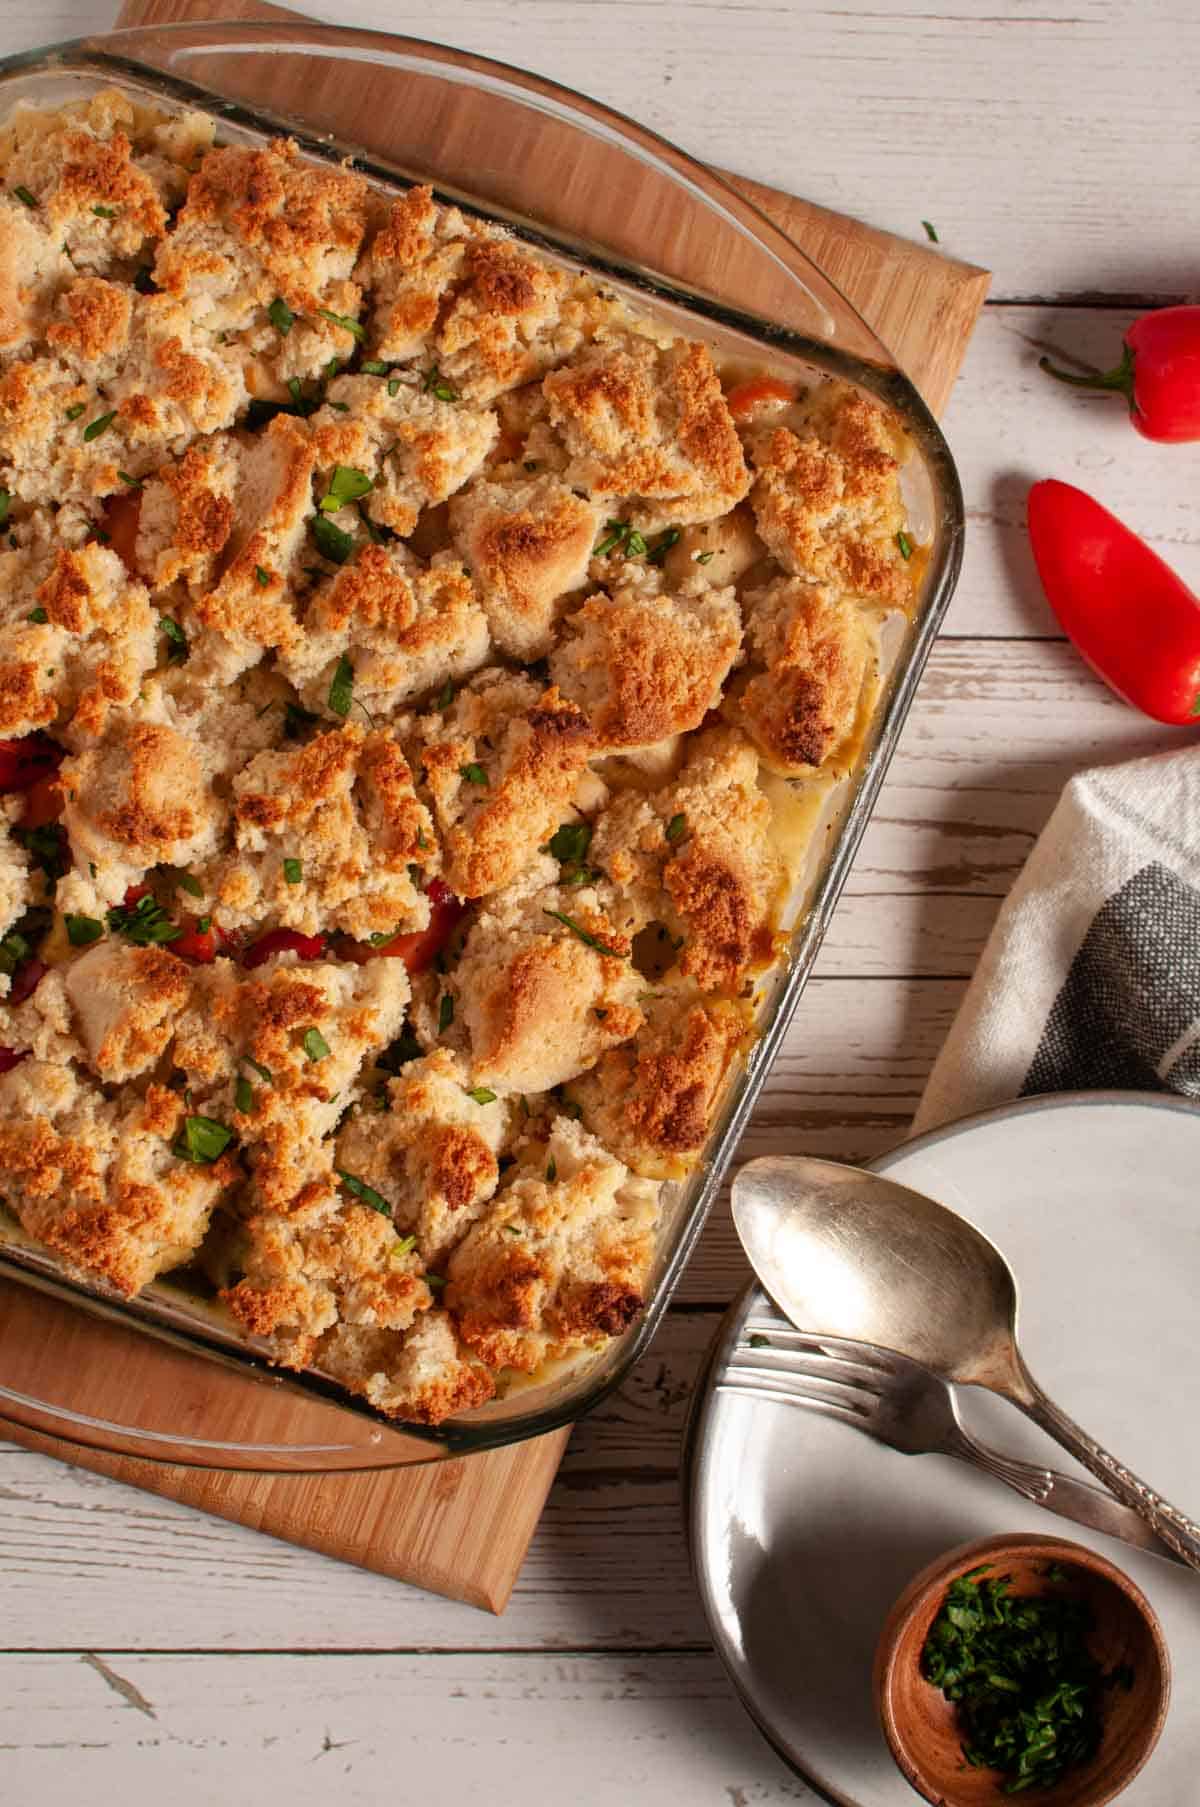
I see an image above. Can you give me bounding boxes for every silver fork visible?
[722,1315,1183,1567]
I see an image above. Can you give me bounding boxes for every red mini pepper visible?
[0,733,62,794]
[332,879,464,976]
[241,927,327,970]
[1040,305,1200,443]
[1028,479,1200,724]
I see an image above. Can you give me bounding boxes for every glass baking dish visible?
[0,22,964,1471]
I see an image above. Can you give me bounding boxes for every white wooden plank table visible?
[1,2,1196,1799]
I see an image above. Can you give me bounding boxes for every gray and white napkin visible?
[913,743,1200,1135]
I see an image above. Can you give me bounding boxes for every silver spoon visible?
[731,1153,1200,1572]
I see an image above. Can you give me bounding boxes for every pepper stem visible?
[1039,342,1135,401]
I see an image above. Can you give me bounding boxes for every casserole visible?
[0,22,963,1470]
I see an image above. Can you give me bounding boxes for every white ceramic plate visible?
[686,1093,1200,1805]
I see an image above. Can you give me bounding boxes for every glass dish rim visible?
[0,22,966,1470]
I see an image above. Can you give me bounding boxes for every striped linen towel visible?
[914,743,1200,1134]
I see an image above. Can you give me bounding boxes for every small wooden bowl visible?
[873,1534,1170,1807]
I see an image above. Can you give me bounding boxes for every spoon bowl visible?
[731,1154,1200,1571]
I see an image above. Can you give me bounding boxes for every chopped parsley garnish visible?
[283,857,303,885]
[459,762,488,787]
[647,527,681,566]
[0,928,30,976]
[255,564,270,587]
[172,1114,233,1164]
[242,1056,272,1084]
[542,908,623,958]
[360,359,388,375]
[302,1027,330,1062]
[426,1273,446,1291]
[27,607,47,624]
[546,1157,557,1181]
[328,652,354,717]
[921,1566,1117,1795]
[177,873,204,897]
[336,1168,391,1216]
[19,823,67,890]
[309,512,355,565]
[423,364,458,402]
[159,614,188,662]
[64,913,104,947]
[466,1086,497,1105]
[12,185,36,209]
[196,916,211,934]
[82,410,117,442]
[438,992,454,1032]
[92,204,117,219]
[387,377,401,397]
[547,821,591,865]
[594,518,647,558]
[118,471,142,489]
[921,219,940,243]
[318,464,372,513]
[64,404,85,422]
[0,491,8,527]
[896,530,914,560]
[107,892,181,946]
[665,813,687,843]
[234,1075,254,1114]
[318,307,365,341]
[267,296,294,336]
[436,678,455,711]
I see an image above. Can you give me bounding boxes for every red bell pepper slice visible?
[242,927,327,970]
[8,958,46,1006]
[1027,479,1200,725]
[335,880,465,975]
[172,923,218,964]
[0,1047,29,1074]
[0,734,62,794]
[1040,305,1200,444]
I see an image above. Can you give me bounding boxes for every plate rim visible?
[684,1088,1200,1803]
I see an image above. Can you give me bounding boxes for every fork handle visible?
[1015,1367,1200,1572]
[941,1423,1055,1505]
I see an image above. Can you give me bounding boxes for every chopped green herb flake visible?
[255,564,270,587]
[467,1086,497,1104]
[360,359,388,375]
[336,1168,391,1216]
[26,607,47,623]
[82,410,117,442]
[423,364,458,402]
[542,908,624,958]
[64,404,85,422]
[159,614,188,662]
[318,307,365,341]
[196,915,211,934]
[436,678,455,710]
[0,928,30,976]
[547,821,591,865]
[173,1114,233,1164]
[310,512,355,565]
[546,1157,557,1181]
[319,464,372,512]
[647,527,681,566]
[92,204,117,219]
[12,185,36,209]
[387,377,401,397]
[287,377,304,406]
[283,857,303,885]
[896,529,914,560]
[922,219,940,243]
[177,872,203,897]
[302,1027,330,1062]
[65,913,103,947]
[438,992,454,1032]
[328,652,354,717]
[426,1272,446,1291]
[459,762,488,787]
[665,813,687,844]
[107,892,181,945]
[267,296,294,335]
[118,471,142,489]
[243,1056,273,1084]
[235,1075,254,1114]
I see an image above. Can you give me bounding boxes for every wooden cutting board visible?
[0,0,990,1613]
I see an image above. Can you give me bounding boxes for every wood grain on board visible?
[0,0,988,1612]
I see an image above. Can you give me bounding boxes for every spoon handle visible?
[1017,1371,1200,1572]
